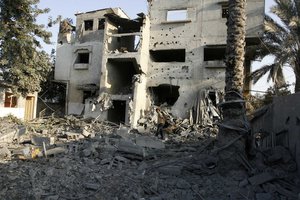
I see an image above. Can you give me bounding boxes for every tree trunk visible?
[218,0,249,164]
[222,0,247,126]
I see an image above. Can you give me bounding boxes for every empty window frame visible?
[167,9,187,21]
[4,92,17,108]
[98,18,105,30]
[149,85,180,106]
[75,52,90,64]
[222,4,229,18]
[84,20,94,31]
[150,49,186,62]
[204,46,226,61]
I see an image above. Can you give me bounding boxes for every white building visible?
[0,87,37,120]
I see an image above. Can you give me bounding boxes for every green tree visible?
[0,0,52,96]
[39,49,66,103]
[251,0,300,92]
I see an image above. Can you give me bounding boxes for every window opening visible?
[150,49,185,62]
[84,20,93,31]
[76,53,90,64]
[149,85,180,106]
[204,47,226,61]
[98,18,105,30]
[4,92,17,108]
[167,9,187,21]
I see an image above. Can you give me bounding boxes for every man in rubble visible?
[155,107,168,140]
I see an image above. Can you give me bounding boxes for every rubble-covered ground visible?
[0,116,299,200]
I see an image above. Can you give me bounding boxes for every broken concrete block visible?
[116,127,131,140]
[63,131,84,140]
[41,147,66,157]
[0,129,17,143]
[118,139,147,157]
[17,125,26,136]
[0,146,11,159]
[100,158,111,165]
[136,136,165,149]
[22,147,31,158]
[84,183,99,191]
[42,130,48,135]
[114,155,129,163]
[82,129,91,137]
[31,135,51,146]
[248,172,275,185]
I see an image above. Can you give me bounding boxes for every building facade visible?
[0,88,37,120]
[54,0,265,127]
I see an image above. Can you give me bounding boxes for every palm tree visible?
[222,0,247,128]
[251,0,300,92]
[217,0,248,166]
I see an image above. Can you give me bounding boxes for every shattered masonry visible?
[54,1,264,129]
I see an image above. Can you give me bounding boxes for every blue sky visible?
[37,0,294,92]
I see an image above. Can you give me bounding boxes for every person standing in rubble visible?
[155,108,167,140]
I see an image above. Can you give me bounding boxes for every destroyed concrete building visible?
[54,1,265,127]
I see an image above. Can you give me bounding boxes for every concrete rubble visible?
[0,115,299,200]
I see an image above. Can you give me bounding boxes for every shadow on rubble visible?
[0,115,300,200]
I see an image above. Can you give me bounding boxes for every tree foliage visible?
[39,49,66,103]
[246,84,291,114]
[251,0,300,92]
[0,0,52,96]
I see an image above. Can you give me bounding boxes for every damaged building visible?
[54,1,265,128]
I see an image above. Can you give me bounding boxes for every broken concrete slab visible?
[136,136,165,149]
[0,129,17,143]
[114,155,129,163]
[81,129,92,137]
[41,147,67,157]
[31,135,54,146]
[0,146,11,159]
[116,126,131,140]
[84,183,100,191]
[63,131,84,140]
[248,172,275,186]
[117,139,147,158]
[17,126,26,136]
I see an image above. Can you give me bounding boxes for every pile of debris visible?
[0,115,299,200]
[137,106,219,142]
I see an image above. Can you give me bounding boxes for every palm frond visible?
[251,64,274,84]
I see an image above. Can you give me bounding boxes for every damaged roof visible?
[75,7,130,19]
[104,13,145,33]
